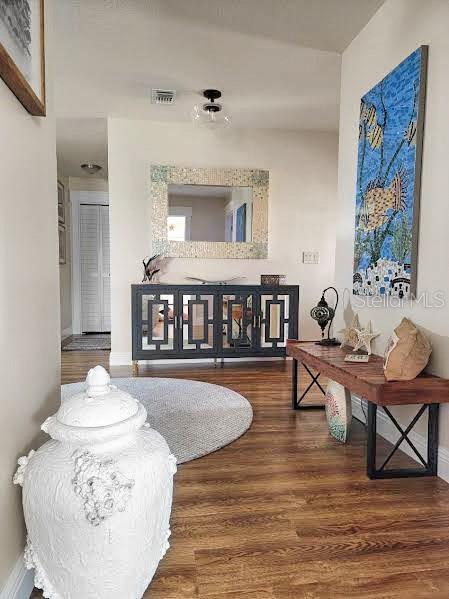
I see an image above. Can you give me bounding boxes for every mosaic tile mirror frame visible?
[150,165,269,259]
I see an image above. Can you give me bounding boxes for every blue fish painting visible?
[353,46,428,299]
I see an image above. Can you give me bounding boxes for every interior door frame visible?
[71,190,109,334]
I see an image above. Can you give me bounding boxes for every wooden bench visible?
[286,340,449,479]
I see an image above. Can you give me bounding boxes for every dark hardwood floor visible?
[33,351,449,598]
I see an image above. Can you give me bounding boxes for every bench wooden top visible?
[286,340,449,406]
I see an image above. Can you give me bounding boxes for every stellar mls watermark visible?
[351,290,446,309]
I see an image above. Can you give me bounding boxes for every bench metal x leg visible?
[367,402,439,479]
[291,358,326,410]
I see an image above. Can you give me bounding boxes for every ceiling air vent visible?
[151,89,176,105]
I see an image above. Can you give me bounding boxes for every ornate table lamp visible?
[310,286,340,346]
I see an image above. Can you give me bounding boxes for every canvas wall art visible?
[353,46,428,299]
[0,0,46,115]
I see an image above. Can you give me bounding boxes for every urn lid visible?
[56,366,139,428]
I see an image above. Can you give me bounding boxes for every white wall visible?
[68,176,108,192]
[108,120,338,363]
[0,0,60,588]
[335,0,449,445]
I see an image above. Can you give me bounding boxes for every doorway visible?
[79,204,110,332]
[71,190,110,336]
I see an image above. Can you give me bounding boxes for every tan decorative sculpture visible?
[384,317,432,381]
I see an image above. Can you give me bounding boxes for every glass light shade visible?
[191,105,231,129]
[81,162,102,175]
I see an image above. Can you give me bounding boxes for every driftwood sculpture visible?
[142,254,162,283]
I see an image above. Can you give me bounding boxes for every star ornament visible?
[339,314,360,349]
[353,321,380,356]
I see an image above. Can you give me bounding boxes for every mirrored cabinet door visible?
[179,292,217,353]
[259,292,296,351]
[220,292,257,352]
[139,291,176,353]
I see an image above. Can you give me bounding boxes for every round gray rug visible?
[61,378,253,464]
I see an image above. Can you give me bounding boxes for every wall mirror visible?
[167,184,253,243]
[150,165,268,259]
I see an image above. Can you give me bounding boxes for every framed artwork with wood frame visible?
[59,225,66,265]
[0,0,46,116]
[58,180,65,224]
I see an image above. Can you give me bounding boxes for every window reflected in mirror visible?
[167,184,253,243]
[167,215,187,241]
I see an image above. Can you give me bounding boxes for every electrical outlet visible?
[302,251,320,264]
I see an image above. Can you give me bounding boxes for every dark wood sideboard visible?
[132,284,299,362]
[287,341,449,480]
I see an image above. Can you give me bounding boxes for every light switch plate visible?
[302,251,320,264]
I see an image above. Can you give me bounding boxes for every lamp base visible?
[315,338,340,347]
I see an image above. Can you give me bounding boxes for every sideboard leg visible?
[291,358,298,410]
[132,360,139,375]
[367,402,377,479]
[428,403,440,476]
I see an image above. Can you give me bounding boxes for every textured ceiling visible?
[56,118,108,179]
[54,0,385,175]
[145,0,386,53]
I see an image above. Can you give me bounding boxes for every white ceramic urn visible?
[14,366,177,599]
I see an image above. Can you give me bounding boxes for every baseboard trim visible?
[61,326,73,340]
[138,357,286,365]
[109,352,133,366]
[1,553,34,599]
[351,396,449,482]
[109,352,288,366]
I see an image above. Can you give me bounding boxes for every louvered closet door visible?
[100,205,111,331]
[80,204,111,332]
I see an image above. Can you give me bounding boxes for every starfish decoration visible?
[339,314,360,349]
[353,321,379,355]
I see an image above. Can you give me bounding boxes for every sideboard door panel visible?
[259,292,296,352]
[180,292,217,354]
[219,292,257,353]
[139,291,176,354]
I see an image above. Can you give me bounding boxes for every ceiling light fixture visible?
[81,163,102,175]
[191,89,231,129]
